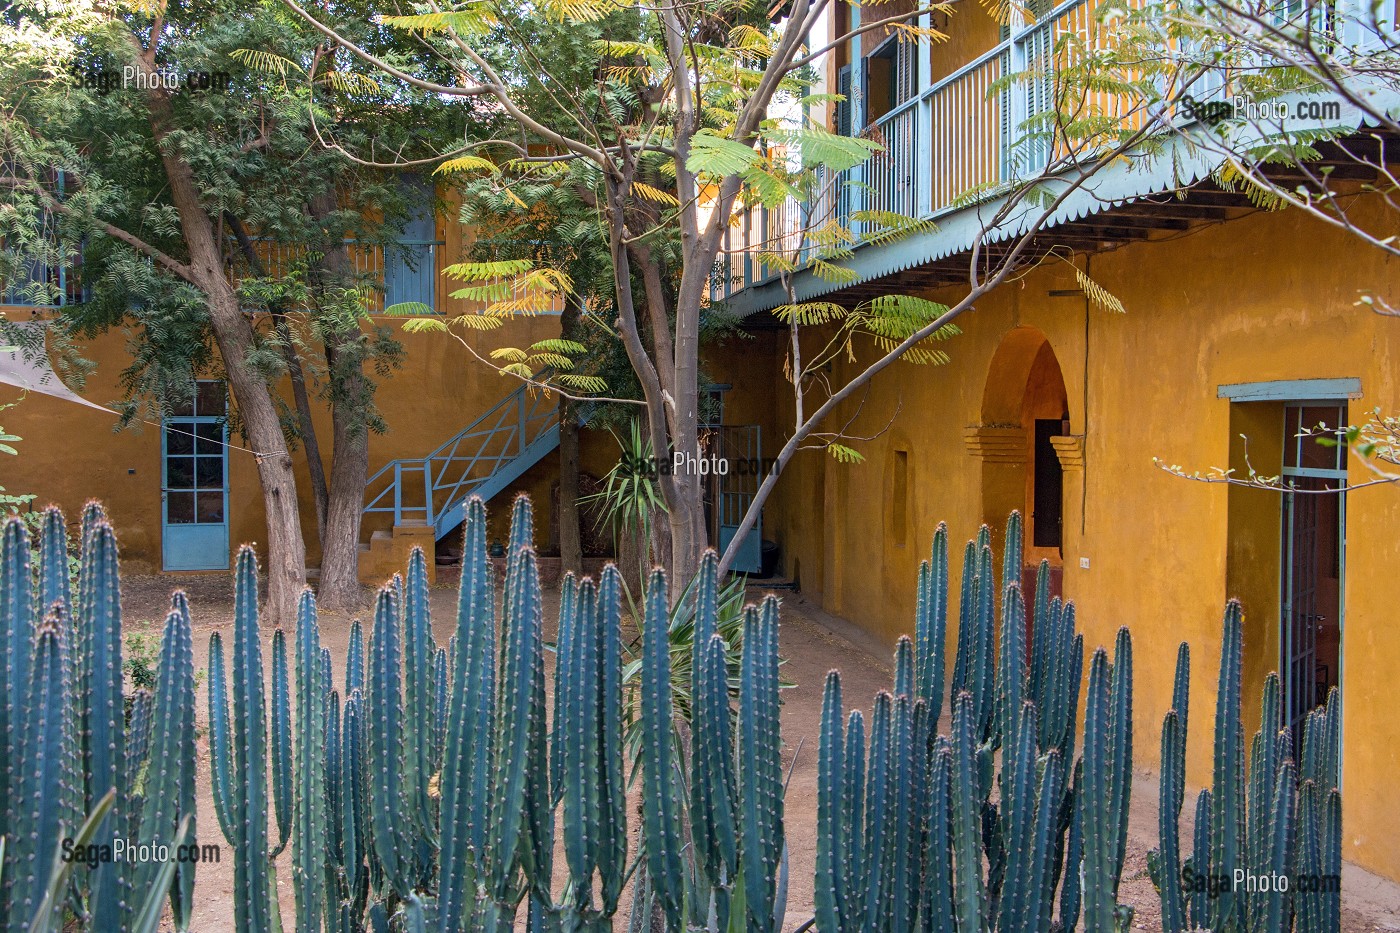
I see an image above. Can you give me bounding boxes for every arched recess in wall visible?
[967,325,1071,596]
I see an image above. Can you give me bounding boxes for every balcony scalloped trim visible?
[963,426,1026,463]
[1051,435,1086,471]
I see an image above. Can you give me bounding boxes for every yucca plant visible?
[584,418,669,586]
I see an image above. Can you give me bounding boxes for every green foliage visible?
[0,506,196,931]
[123,631,161,693]
[0,0,431,435]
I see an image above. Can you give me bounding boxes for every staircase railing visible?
[363,377,565,539]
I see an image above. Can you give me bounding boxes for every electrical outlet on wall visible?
[1079,557,1090,570]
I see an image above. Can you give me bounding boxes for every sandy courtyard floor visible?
[112,570,1400,932]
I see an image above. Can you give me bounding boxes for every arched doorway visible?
[970,326,1071,596]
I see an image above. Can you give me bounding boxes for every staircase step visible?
[391,521,436,540]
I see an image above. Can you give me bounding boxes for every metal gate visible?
[715,425,762,575]
[1279,402,1346,754]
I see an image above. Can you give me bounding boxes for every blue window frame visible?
[161,380,230,570]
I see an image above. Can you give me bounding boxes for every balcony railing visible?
[1,260,86,308]
[709,0,1244,302]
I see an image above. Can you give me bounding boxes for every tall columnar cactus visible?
[640,567,685,931]
[437,498,495,931]
[915,523,949,727]
[402,549,437,851]
[208,547,277,933]
[76,515,126,927]
[482,500,552,923]
[814,518,1133,933]
[1153,603,1343,933]
[133,602,197,928]
[9,610,73,932]
[739,597,784,932]
[0,509,194,932]
[293,590,328,932]
[1080,640,1136,933]
[1212,599,1247,932]
[814,672,845,933]
[368,579,410,896]
[689,556,737,926]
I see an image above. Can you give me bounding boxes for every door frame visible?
[161,381,230,571]
[1278,399,1347,776]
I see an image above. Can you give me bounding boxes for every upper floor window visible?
[864,34,916,123]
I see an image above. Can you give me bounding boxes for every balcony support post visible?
[393,461,403,526]
[850,3,865,238]
[423,463,434,526]
[916,6,934,218]
[1005,4,1030,180]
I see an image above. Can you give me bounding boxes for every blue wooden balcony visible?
[712,0,1396,313]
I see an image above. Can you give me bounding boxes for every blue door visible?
[384,176,438,310]
[162,381,230,571]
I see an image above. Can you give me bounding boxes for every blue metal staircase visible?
[363,379,570,541]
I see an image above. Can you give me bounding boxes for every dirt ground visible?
[115,572,1400,932]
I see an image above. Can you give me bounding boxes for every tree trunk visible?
[308,191,370,609]
[204,283,308,624]
[648,505,673,579]
[224,211,330,540]
[557,292,584,575]
[619,526,644,597]
[273,312,329,541]
[138,65,306,624]
[319,340,369,609]
[558,409,582,575]
[665,471,707,587]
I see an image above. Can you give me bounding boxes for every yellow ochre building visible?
[4,0,1400,890]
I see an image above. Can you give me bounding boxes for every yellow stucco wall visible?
[0,311,614,572]
[725,197,1400,880]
